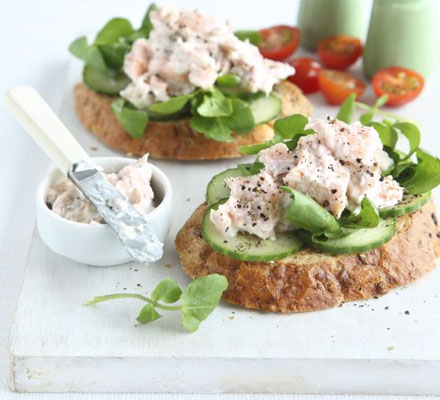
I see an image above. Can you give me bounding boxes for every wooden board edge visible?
[9,355,440,394]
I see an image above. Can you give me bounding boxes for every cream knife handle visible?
[4,85,89,175]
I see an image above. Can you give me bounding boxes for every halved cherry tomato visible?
[372,66,424,107]
[258,25,300,61]
[318,36,362,70]
[319,69,365,105]
[287,58,322,94]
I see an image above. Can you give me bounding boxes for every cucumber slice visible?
[249,94,282,125]
[298,218,396,255]
[379,191,431,218]
[205,168,244,206]
[202,209,303,261]
[83,66,130,95]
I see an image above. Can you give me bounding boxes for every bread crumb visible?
[165,263,173,268]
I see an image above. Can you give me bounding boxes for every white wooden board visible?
[8,60,440,394]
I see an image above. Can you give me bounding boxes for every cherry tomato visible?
[318,36,362,70]
[318,69,366,105]
[372,66,424,107]
[287,58,322,94]
[258,25,300,61]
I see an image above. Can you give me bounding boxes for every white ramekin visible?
[36,157,173,266]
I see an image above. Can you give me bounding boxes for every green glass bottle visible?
[363,0,436,78]
[297,0,368,50]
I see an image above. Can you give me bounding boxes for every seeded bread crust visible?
[175,201,440,312]
[74,80,312,160]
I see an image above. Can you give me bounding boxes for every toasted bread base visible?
[175,201,440,312]
[74,81,312,160]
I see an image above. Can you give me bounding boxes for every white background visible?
[1,0,439,399]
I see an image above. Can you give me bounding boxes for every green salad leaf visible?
[369,121,398,148]
[340,197,380,229]
[95,18,134,45]
[336,93,356,123]
[140,3,158,36]
[69,37,89,61]
[151,277,182,303]
[273,114,308,142]
[98,42,131,69]
[111,98,149,139]
[85,46,109,74]
[69,39,108,74]
[234,30,262,46]
[137,303,161,324]
[197,90,233,117]
[392,122,420,161]
[86,274,228,333]
[190,115,232,142]
[240,114,312,155]
[190,94,256,140]
[281,187,340,234]
[222,98,255,135]
[237,162,264,176]
[148,93,193,115]
[180,274,228,333]
[396,149,440,194]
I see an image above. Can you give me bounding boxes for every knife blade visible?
[68,160,163,264]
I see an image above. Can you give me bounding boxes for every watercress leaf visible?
[336,93,356,123]
[141,3,158,33]
[149,94,192,115]
[281,186,340,233]
[69,37,109,74]
[369,122,397,149]
[340,197,380,229]
[151,277,182,303]
[111,98,149,139]
[234,30,262,46]
[83,66,130,95]
[85,46,108,74]
[273,114,309,142]
[98,43,130,69]
[221,98,255,135]
[216,74,241,88]
[285,130,315,151]
[189,92,204,114]
[391,159,414,178]
[69,36,89,61]
[360,111,374,125]
[392,122,421,160]
[182,313,201,333]
[94,18,134,45]
[397,149,440,194]
[240,141,274,155]
[197,92,233,117]
[180,274,228,332]
[190,115,232,142]
[136,303,161,324]
[237,162,264,176]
